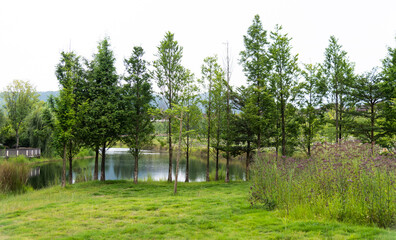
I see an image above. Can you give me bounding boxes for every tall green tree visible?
[85,38,121,181]
[224,42,232,182]
[180,70,199,183]
[25,102,55,157]
[236,85,274,178]
[154,32,185,182]
[323,36,355,143]
[122,46,155,184]
[0,109,5,145]
[346,69,388,151]
[296,64,325,156]
[381,40,396,148]
[3,80,39,149]
[240,14,271,152]
[200,56,223,181]
[54,51,84,187]
[268,25,299,156]
[211,70,226,181]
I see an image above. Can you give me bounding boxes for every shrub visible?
[249,140,396,228]
[76,147,94,158]
[0,161,30,193]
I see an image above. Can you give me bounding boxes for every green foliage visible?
[322,36,355,142]
[154,31,189,182]
[25,102,55,157]
[295,64,326,156]
[75,147,94,158]
[239,15,274,151]
[268,25,300,155]
[346,69,388,147]
[250,140,396,228]
[381,40,396,149]
[3,80,39,148]
[54,51,84,149]
[84,37,121,149]
[122,46,155,156]
[122,46,155,183]
[154,31,185,109]
[54,51,86,186]
[0,108,6,145]
[240,14,270,86]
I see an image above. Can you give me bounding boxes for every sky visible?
[1,0,396,92]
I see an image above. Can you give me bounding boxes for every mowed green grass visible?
[0,181,395,239]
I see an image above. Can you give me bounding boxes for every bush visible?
[76,147,94,158]
[0,161,30,193]
[250,140,396,228]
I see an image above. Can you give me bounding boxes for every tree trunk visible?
[281,95,286,156]
[185,119,189,183]
[216,148,219,181]
[68,142,73,185]
[206,110,210,182]
[185,141,189,182]
[275,108,280,161]
[185,112,190,182]
[308,116,312,157]
[168,116,173,182]
[100,143,106,181]
[246,141,250,181]
[134,149,138,184]
[16,128,19,149]
[225,41,230,183]
[335,91,339,144]
[371,103,375,154]
[215,110,220,181]
[339,97,343,141]
[61,143,66,188]
[94,147,99,180]
[257,82,262,155]
[174,111,183,194]
[257,132,261,156]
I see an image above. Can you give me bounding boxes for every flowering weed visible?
[250,140,396,228]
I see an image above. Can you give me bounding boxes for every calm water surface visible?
[28,148,246,189]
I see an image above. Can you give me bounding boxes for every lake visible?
[28,148,246,189]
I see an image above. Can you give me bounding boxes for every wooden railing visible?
[0,148,41,158]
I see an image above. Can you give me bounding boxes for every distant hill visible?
[1,91,207,111]
[0,91,59,106]
[38,91,58,102]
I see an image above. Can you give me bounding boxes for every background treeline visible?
[0,15,395,186]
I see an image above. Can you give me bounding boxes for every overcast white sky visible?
[1,0,395,92]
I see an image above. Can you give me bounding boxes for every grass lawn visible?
[0,181,395,239]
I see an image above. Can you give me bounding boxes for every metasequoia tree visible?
[268,25,299,156]
[54,51,84,187]
[122,46,155,184]
[323,36,354,143]
[240,14,271,153]
[200,56,223,181]
[85,37,121,181]
[295,64,325,156]
[154,32,185,182]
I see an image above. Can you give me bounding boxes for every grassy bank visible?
[0,181,395,239]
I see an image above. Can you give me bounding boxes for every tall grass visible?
[0,161,30,193]
[209,166,226,181]
[250,140,396,228]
